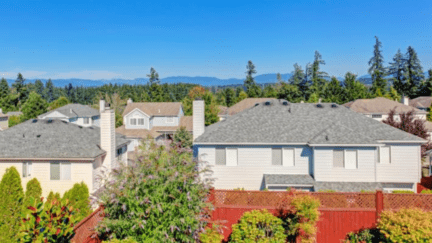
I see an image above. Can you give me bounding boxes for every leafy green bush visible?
[377,208,432,242]
[392,190,415,194]
[62,182,91,221]
[230,209,286,242]
[95,140,212,242]
[45,191,61,206]
[344,229,377,243]
[285,195,320,243]
[8,115,24,127]
[172,126,193,148]
[200,226,224,243]
[23,178,42,208]
[18,197,77,243]
[421,189,432,194]
[0,166,24,242]
[103,237,138,243]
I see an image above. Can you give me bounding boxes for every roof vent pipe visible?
[300,100,304,103]
[318,98,322,103]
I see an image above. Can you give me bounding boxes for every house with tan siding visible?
[0,100,129,197]
[193,99,426,192]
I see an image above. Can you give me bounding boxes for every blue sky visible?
[1,0,432,80]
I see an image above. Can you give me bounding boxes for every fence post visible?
[375,190,383,222]
[209,187,215,204]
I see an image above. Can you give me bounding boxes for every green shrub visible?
[344,229,376,243]
[95,140,212,242]
[392,190,415,194]
[200,226,224,243]
[318,189,336,192]
[103,237,138,243]
[62,182,91,221]
[230,209,286,242]
[45,191,61,206]
[8,115,23,127]
[172,126,193,148]
[23,178,42,208]
[0,166,24,242]
[18,197,77,243]
[285,195,320,243]
[421,189,432,194]
[377,208,432,242]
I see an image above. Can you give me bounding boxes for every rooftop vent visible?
[316,104,324,108]
[264,101,272,106]
[47,119,53,123]
[254,103,259,107]
[325,135,329,141]
[36,135,41,138]
[282,101,289,106]
[78,126,83,129]
[61,120,68,124]
[331,104,338,108]
[32,119,38,123]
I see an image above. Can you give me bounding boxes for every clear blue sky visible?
[1,0,432,80]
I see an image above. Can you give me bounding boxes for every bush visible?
[172,126,193,148]
[103,237,138,243]
[392,190,415,194]
[18,197,77,243]
[95,140,212,242]
[285,195,320,243]
[45,191,61,206]
[200,226,224,243]
[421,189,432,194]
[0,166,24,242]
[377,208,432,242]
[344,228,380,243]
[23,178,42,208]
[8,115,23,127]
[230,209,286,242]
[62,182,91,221]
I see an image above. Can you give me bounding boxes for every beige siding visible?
[313,147,376,182]
[376,144,421,183]
[0,161,93,197]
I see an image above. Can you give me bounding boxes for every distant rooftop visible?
[39,104,99,119]
[343,97,425,115]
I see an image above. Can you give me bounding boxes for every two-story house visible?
[116,99,193,151]
[38,104,100,127]
[193,99,426,192]
[0,100,129,197]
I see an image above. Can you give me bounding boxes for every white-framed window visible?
[379,146,391,164]
[166,117,174,123]
[83,117,90,124]
[50,162,71,180]
[333,149,358,169]
[138,118,144,125]
[130,118,137,125]
[372,114,382,118]
[282,148,295,166]
[344,150,358,169]
[22,162,32,178]
[226,148,238,166]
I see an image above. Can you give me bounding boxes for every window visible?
[345,150,357,169]
[283,148,295,166]
[138,118,144,125]
[272,148,282,165]
[215,147,226,165]
[130,118,137,125]
[379,146,391,164]
[372,114,382,118]
[22,162,32,178]
[333,149,344,168]
[83,117,90,124]
[50,162,71,180]
[167,117,174,123]
[117,147,125,156]
[226,148,238,166]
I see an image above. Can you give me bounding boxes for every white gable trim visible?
[377,140,427,144]
[193,142,308,145]
[39,111,69,119]
[124,108,150,118]
[309,144,383,147]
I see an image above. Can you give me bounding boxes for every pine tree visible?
[307,51,328,95]
[62,182,90,221]
[244,61,261,97]
[147,67,160,85]
[368,36,387,95]
[0,78,10,100]
[276,73,283,84]
[421,69,432,96]
[12,73,29,104]
[173,126,193,148]
[237,90,248,103]
[263,85,278,98]
[147,68,165,102]
[322,77,343,103]
[23,178,42,208]
[342,72,370,103]
[49,96,70,110]
[0,166,24,242]
[288,63,305,86]
[277,83,302,102]
[388,49,406,96]
[34,80,44,96]
[384,86,401,102]
[21,91,48,120]
[404,46,424,97]
[43,79,56,103]
[224,88,236,107]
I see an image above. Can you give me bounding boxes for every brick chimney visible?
[100,100,116,170]
[401,95,409,106]
[193,99,205,141]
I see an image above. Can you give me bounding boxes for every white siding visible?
[197,146,311,190]
[313,147,376,182]
[376,144,421,183]
[152,116,180,126]
[124,110,150,130]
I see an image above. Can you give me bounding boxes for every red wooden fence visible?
[71,206,104,243]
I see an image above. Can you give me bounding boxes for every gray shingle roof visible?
[39,104,99,119]
[195,100,425,144]
[0,119,129,159]
[314,182,383,192]
[264,174,315,185]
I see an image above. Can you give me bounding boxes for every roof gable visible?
[343,97,426,115]
[39,104,99,119]
[122,102,182,117]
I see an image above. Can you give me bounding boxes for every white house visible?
[38,104,100,127]
[116,99,193,152]
[193,99,426,192]
[0,100,129,197]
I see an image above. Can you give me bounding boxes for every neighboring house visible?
[219,98,277,120]
[193,99,426,192]
[409,96,432,111]
[38,104,100,127]
[116,99,193,152]
[0,100,129,197]
[6,111,23,117]
[0,108,8,131]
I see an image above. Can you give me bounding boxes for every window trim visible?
[22,161,32,178]
[282,148,295,167]
[130,118,137,125]
[83,117,90,124]
[372,114,382,118]
[344,150,358,169]
[137,118,145,125]
[166,117,174,123]
[379,146,391,164]
[50,162,71,181]
[271,148,282,166]
[225,148,238,167]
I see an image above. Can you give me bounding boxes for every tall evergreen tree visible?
[263,85,278,98]
[404,46,424,97]
[23,178,42,209]
[147,68,165,102]
[12,73,29,104]
[34,79,44,96]
[147,67,160,85]
[307,51,328,95]
[224,88,236,107]
[0,78,10,100]
[288,63,305,86]
[322,77,343,103]
[276,73,283,84]
[21,92,48,120]
[244,60,261,97]
[43,79,56,103]
[388,49,406,96]
[62,182,91,222]
[368,36,387,95]
[421,69,432,96]
[342,72,370,102]
[0,167,24,242]
[277,83,302,102]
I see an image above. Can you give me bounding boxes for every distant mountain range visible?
[5,72,429,88]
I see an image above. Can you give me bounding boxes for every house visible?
[6,111,23,117]
[0,108,8,131]
[193,99,426,192]
[116,99,193,152]
[409,96,432,111]
[38,104,100,127]
[0,100,129,197]
[218,98,277,121]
